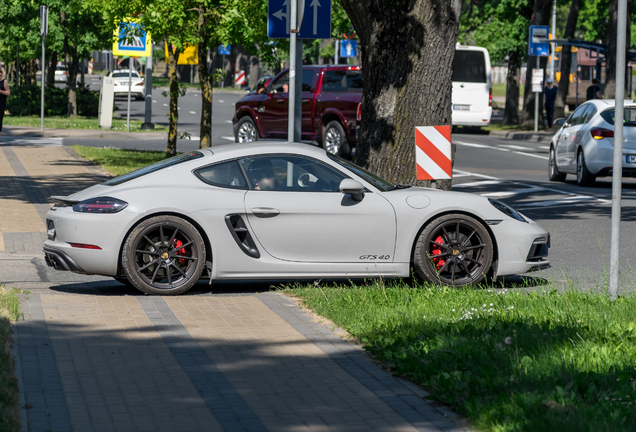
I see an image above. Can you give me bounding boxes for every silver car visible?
[43,142,550,295]
[549,99,636,186]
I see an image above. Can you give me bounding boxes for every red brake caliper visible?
[173,239,186,265]
[431,235,446,270]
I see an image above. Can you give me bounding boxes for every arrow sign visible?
[340,39,357,58]
[268,0,331,39]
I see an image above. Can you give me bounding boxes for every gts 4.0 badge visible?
[359,255,390,260]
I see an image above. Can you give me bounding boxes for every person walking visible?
[0,67,9,141]
[544,77,558,128]
[586,78,601,100]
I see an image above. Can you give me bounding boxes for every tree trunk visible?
[520,0,552,128]
[340,0,462,190]
[66,44,79,117]
[197,7,212,149]
[553,0,582,119]
[502,50,520,125]
[604,0,632,99]
[47,51,57,86]
[166,44,181,157]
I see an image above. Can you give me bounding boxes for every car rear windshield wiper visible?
[386,184,412,191]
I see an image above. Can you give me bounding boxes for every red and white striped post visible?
[415,126,452,181]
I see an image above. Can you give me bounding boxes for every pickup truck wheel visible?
[323,121,351,158]
[235,117,259,143]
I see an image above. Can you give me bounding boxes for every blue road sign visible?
[268,0,331,39]
[114,20,150,56]
[218,44,231,55]
[340,40,357,58]
[528,25,550,56]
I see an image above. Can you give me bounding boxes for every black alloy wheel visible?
[122,215,206,295]
[548,146,566,182]
[413,214,493,287]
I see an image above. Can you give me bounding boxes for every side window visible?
[567,104,589,126]
[195,161,247,189]
[302,70,317,92]
[322,70,363,93]
[239,155,347,192]
[270,72,289,93]
[581,105,597,124]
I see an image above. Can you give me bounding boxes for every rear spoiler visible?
[51,196,81,206]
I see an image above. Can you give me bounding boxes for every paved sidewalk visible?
[2,139,469,431]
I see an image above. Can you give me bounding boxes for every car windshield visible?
[327,154,394,191]
[600,108,636,126]
[103,152,204,186]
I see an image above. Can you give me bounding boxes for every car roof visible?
[207,141,328,160]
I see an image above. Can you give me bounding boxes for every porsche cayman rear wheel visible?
[413,214,493,287]
[122,216,206,295]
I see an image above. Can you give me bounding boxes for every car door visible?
[257,72,289,137]
[241,155,397,263]
[301,70,319,138]
[565,104,596,171]
[556,104,586,171]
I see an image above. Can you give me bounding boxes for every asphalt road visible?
[451,132,636,292]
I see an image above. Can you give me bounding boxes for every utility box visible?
[98,77,114,129]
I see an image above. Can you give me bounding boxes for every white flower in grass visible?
[490,303,493,306]
[504,337,513,345]
[510,306,514,309]
[483,304,486,307]
[452,309,455,312]
[617,378,621,381]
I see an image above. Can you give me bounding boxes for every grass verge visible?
[0,285,22,432]
[287,280,636,432]
[71,145,169,176]
[4,115,167,132]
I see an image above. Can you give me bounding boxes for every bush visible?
[7,83,100,117]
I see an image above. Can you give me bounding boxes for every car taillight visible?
[357,103,362,121]
[68,243,102,250]
[489,88,492,107]
[590,128,614,140]
[135,82,144,86]
[73,197,128,213]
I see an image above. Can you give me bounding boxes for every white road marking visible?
[454,141,490,148]
[218,100,225,103]
[179,135,200,140]
[513,151,549,160]
[225,120,232,123]
[481,187,545,197]
[539,145,550,149]
[163,103,168,107]
[189,111,196,114]
[453,169,611,207]
[222,136,235,141]
[152,100,157,103]
[501,144,533,150]
[0,137,63,146]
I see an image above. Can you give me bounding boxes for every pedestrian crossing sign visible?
[113,19,151,57]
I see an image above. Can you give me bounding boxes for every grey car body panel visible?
[44,141,549,280]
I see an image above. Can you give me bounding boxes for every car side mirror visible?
[554,118,566,127]
[339,179,365,201]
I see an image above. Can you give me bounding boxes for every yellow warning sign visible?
[164,43,198,65]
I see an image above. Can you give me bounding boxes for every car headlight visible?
[73,197,128,213]
[488,199,527,223]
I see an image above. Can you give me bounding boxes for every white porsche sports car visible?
[43,142,550,295]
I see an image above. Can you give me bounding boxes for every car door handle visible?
[302,99,310,103]
[277,99,284,103]
[250,207,281,217]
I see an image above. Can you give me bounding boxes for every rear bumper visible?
[452,107,492,126]
[583,140,636,175]
[43,246,86,274]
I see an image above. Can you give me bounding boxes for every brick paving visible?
[4,142,469,431]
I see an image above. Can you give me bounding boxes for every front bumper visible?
[490,219,550,277]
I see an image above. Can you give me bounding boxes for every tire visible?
[548,146,566,182]
[121,215,206,295]
[235,117,259,143]
[323,121,351,158]
[576,149,596,186]
[413,214,493,287]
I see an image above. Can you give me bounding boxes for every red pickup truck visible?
[232,65,362,157]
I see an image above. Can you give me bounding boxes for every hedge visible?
[7,83,100,117]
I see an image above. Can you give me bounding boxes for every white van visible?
[452,45,492,127]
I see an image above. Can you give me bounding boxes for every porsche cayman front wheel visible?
[413,214,493,287]
[122,216,206,295]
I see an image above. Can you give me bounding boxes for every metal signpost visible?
[218,44,231,88]
[142,44,154,130]
[529,26,550,133]
[268,0,331,142]
[113,20,151,131]
[40,5,48,131]
[609,0,628,300]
